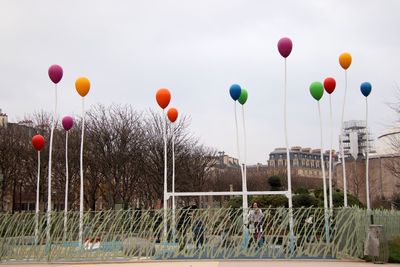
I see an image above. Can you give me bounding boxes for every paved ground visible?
[2,260,399,267]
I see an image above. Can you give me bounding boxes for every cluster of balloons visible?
[309,53,372,101]
[31,66,92,152]
[156,88,179,122]
[229,84,248,105]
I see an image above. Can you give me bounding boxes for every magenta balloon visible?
[48,64,63,84]
[277,37,293,58]
[62,116,74,131]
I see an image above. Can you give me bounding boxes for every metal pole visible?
[172,122,176,241]
[284,58,294,251]
[241,105,248,226]
[35,151,40,244]
[163,109,168,240]
[365,98,371,211]
[318,102,330,243]
[47,83,57,245]
[233,102,245,222]
[341,71,348,207]
[64,131,69,242]
[79,98,85,246]
[329,95,333,209]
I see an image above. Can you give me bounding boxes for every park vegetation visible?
[0,104,219,212]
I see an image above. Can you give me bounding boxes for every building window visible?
[270,160,275,167]
[293,159,299,166]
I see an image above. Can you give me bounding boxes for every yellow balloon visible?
[339,52,352,70]
[75,77,90,97]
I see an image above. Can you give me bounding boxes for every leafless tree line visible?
[0,104,219,212]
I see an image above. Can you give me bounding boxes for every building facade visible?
[0,109,8,128]
[335,154,400,208]
[267,146,336,188]
[335,123,400,208]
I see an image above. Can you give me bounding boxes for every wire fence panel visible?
[0,207,399,262]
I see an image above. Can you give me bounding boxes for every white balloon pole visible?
[340,71,348,207]
[318,101,330,243]
[365,97,371,211]
[233,102,245,222]
[35,151,41,244]
[79,98,85,246]
[283,58,294,250]
[47,84,57,245]
[163,109,168,240]
[241,104,248,226]
[64,131,69,242]
[328,95,333,209]
[171,122,176,242]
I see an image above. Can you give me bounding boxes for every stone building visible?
[0,109,8,128]
[267,146,337,188]
[334,154,400,208]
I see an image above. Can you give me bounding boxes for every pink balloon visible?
[48,64,63,84]
[277,37,293,58]
[62,116,74,131]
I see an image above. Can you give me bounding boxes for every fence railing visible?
[0,207,399,262]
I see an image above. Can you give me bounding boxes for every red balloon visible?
[32,135,45,151]
[156,88,171,109]
[167,107,178,123]
[323,77,336,94]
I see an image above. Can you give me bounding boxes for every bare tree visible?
[1,104,222,211]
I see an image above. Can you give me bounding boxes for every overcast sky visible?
[1,1,399,164]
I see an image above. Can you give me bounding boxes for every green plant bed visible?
[388,236,400,263]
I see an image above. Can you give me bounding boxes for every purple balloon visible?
[48,64,63,84]
[62,116,74,131]
[277,37,293,58]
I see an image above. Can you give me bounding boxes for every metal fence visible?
[0,207,399,262]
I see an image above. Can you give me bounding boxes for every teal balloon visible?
[309,81,324,101]
[238,89,248,105]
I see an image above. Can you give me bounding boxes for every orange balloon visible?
[339,52,352,70]
[75,77,91,97]
[167,107,178,123]
[156,88,171,109]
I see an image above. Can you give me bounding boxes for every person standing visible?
[248,202,264,246]
[192,218,205,249]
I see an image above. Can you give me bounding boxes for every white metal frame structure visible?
[164,179,294,246]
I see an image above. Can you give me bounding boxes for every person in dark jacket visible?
[192,218,205,249]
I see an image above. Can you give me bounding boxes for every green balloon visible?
[238,88,248,105]
[309,81,324,101]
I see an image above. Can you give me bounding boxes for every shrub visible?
[294,187,309,194]
[253,195,288,208]
[392,193,400,210]
[332,191,364,207]
[293,194,321,208]
[268,176,283,191]
[389,236,400,263]
[226,196,255,209]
